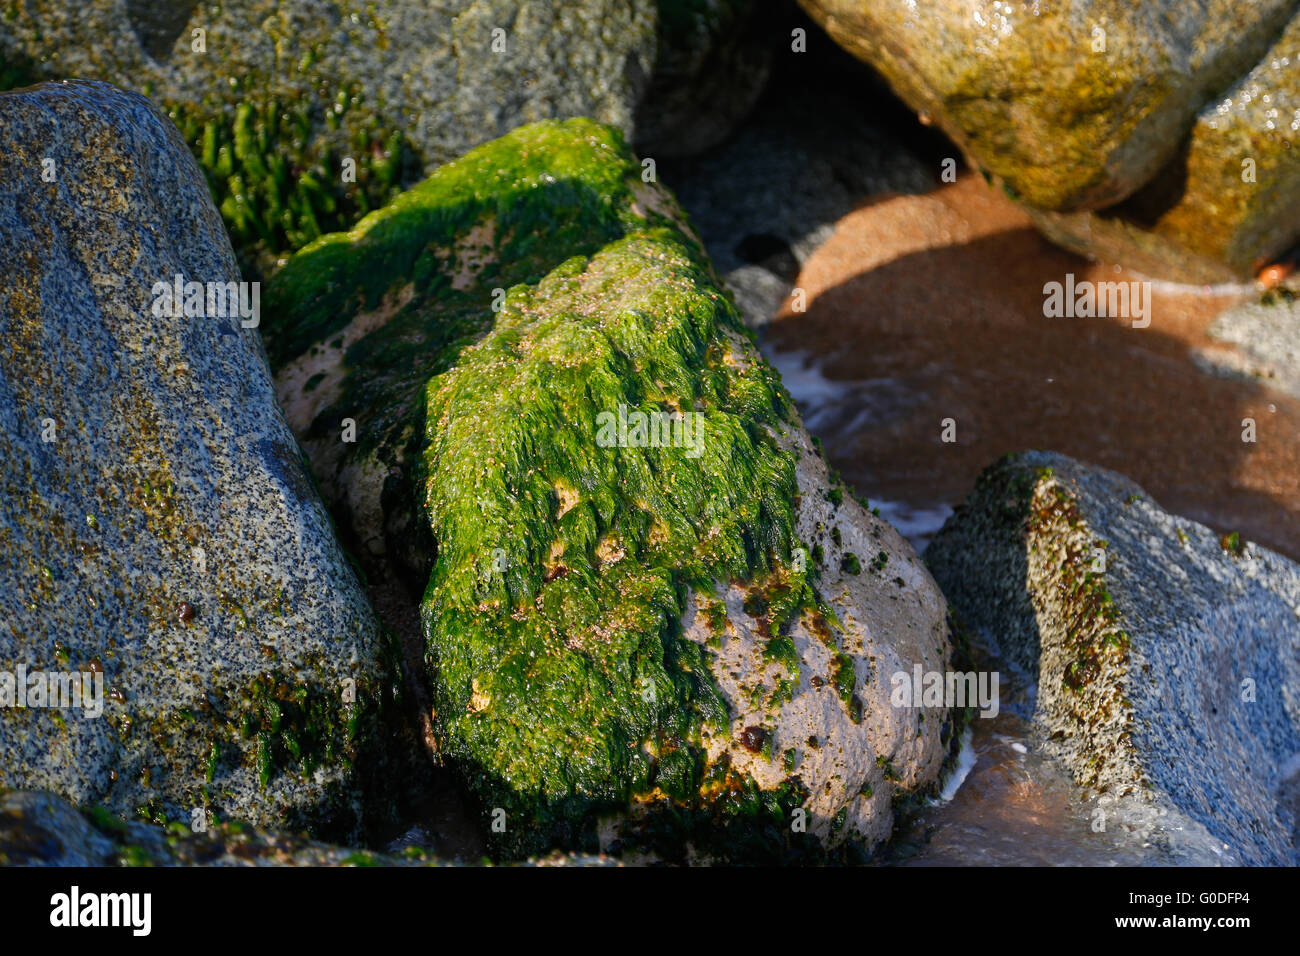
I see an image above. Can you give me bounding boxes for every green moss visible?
[85,804,128,836]
[763,634,800,675]
[270,118,822,860]
[420,226,807,856]
[831,652,856,709]
[340,851,381,867]
[169,89,413,273]
[118,844,154,867]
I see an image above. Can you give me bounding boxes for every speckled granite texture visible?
[0,80,405,843]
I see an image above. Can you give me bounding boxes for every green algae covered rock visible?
[927,452,1300,865]
[0,80,408,843]
[0,0,761,273]
[796,0,1294,212]
[268,118,956,860]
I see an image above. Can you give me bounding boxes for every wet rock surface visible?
[926,451,1300,866]
[1031,9,1300,283]
[799,0,1300,280]
[797,0,1294,212]
[0,80,407,843]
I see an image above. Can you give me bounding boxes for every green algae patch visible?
[268,117,828,859]
[419,229,805,857]
[266,118,666,370]
[265,120,703,580]
[169,88,414,272]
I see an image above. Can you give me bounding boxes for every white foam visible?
[936,727,977,803]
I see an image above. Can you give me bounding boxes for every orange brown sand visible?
[766,175,1300,560]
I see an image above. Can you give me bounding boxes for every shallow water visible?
[765,336,1240,867]
[883,645,1233,867]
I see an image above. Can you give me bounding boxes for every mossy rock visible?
[268,118,956,861]
[1029,10,1300,281]
[0,0,764,274]
[0,789,632,866]
[927,451,1300,865]
[797,0,1294,213]
[0,80,409,844]
[0,789,432,866]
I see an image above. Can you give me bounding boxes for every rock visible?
[267,118,956,860]
[0,788,628,865]
[0,80,407,843]
[1030,10,1300,282]
[797,0,1295,213]
[662,29,936,326]
[0,0,761,270]
[1192,291,1300,399]
[632,0,771,159]
[926,451,1300,865]
[0,789,441,866]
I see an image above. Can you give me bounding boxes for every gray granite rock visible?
[0,80,407,843]
[927,451,1300,865]
[633,0,770,159]
[1192,293,1300,400]
[0,0,763,269]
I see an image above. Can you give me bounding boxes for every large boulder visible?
[0,80,407,843]
[926,451,1300,865]
[796,0,1293,212]
[799,0,1300,281]
[1030,10,1300,282]
[0,0,764,270]
[266,118,957,861]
